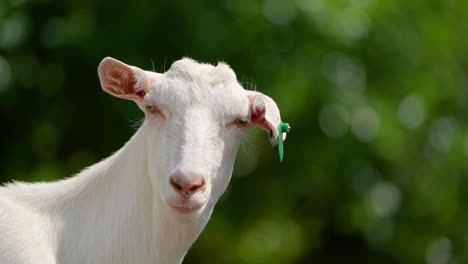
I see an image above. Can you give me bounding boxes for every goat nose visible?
[170,173,205,196]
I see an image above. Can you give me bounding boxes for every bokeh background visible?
[1,0,468,263]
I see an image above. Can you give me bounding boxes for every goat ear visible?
[246,90,284,144]
[98,57,149,101]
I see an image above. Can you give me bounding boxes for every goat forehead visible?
[163,82,246,119]
[150,62,248,118]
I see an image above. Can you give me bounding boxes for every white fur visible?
[0,57,283,264]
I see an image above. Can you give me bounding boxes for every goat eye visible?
[235,119,248,128]
[145,105,158,114]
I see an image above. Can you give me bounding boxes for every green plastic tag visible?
[277,122,290,162]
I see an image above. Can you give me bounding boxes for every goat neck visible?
[39,121,209,263]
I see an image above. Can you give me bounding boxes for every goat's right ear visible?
[98,57,149,102]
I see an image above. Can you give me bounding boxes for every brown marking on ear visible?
[110,66,140,97]
[134,89,146,99]
[250,104,270,132]
[251,106,264,120]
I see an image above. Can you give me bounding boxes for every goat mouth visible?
[169,203,202,214]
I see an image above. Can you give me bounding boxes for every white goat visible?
[0,57,284,264]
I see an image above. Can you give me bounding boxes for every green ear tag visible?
[277,122,290,162]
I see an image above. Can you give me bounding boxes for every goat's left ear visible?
[246,90,284,144]
[98,57,149,102]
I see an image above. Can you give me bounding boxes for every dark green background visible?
[1,0,467,263]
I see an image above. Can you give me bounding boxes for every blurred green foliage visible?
[1,0,468,263]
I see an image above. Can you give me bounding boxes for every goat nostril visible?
[190,179,205,192]
[170,178,183,191]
